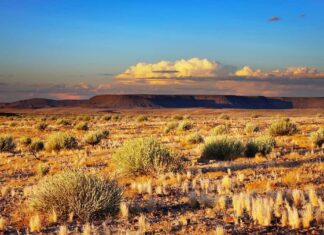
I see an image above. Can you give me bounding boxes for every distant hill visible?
[1,95,324,109]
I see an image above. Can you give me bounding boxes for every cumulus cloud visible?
[235,66,323,79]
[116,58,222,79]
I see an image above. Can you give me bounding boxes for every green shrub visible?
[136,115,148,122]
[21,136,32,146]
[75,122,89,131]
[46,132,78,152]
[111,114,121,121]
[84,131,102,146]
[29,139,45,154]
[36,163,50,176]
[310,127,324,147]
[99,130,109,139]
[186,133,204,144]
[244,136,276,157]
[269,118,298,136]
[56,119,71,126]
[244,122,259,134]
[36,122,48,131]
[0,135,16,152]
[218,114,230,120]
[112,138,183,176]
[178,120,193,131]
[103,115,111,121]
[211,124,229,135]
[173,115,183,121]
[29,170,123,221]
[164,122,178,133]
[200,135,244,161]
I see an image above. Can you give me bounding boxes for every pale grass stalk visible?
[83,223,91,235]
[237,173,245,182]
[186,170,192,179]
[29,214,42,233]
[292,189,305,207]
[214,225,226,235]
[232,194,244,217]
[308,189,319,207]
[138,214,146,232]
[1,186,9,197]
[285,203,300,229]
[214,195,226,210]
[181,180,190,194]
[58,225,68,235]
[252,197,273,226]
[49,209,58,223]
[302,203,313,228]
[120,202,129,219]
[68,212,74,223]
[0,216,6,231]
[222,175,231,191]
[281,209,288,226]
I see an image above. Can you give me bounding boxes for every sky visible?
[0,0,324,102]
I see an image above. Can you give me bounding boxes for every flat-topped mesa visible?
[3,95,324,109]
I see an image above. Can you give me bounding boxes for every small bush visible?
[111,114,121,121]
[0,135,16,152]
[136,115,148,122]
[29,139,45,154]
[200,135,244,161]
[56,119,71,126]
[269,118,298,136]
[310,127,324,147]
[244,122,259,134]
[84,131,103,146]
[164,122,178,133]
[218,114,230,120]
[103,115,111,121]
[245,136,276,157]
[29,170,123,221]
[21,136,32,146]
[173,115,183,121]
[36,163,50,176]
[186,133,204,144]
[211,124,229,135]
[178,120,193,131]
[75,122,89,131]
[112,138,183,176]
[36,122,48,131]
[46,132,78,152]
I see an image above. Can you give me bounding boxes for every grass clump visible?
[0,135,16,152]
[83,130,109,146]
[136,115,148,122]
[200,135,244,161]
[21,136,32,147]
[173,115,183,120]
[186,133,204,144]
[112,138,183,176]
[269,118,298,136]
[218,113,230,120]
[244,122,259,134]
[310,127,324,147]
[74,122,89,131]
[56,119,71,126]
[178,120,193,131]
[164,122,178,133]
[211,124,230,135]
[29,170,123,221]
[29,139,44,154]
[46,132,78,152]
[244,136,276,157]
[36,122,48,131]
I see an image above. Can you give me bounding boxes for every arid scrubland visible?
[0,109,323,234]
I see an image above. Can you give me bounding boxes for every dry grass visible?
[0,109,323,234]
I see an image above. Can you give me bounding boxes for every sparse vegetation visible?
[245,136,276,157]
[29,170,123,221]
[112,138,183,176]
[200,135,244,161]
[0,135,16,152]
[75,122,89,131]
[244,122,259,134]
[46,132,78,151]
[269,118,298,136]
[136,114,148,122]
[186,133,204,144]
[211,124,229,135]
[178,120,193,131]
[164,122,178,133]
[36,122,48,131]
[310,127,324,147]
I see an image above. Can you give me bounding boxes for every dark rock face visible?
[3,95,324,109]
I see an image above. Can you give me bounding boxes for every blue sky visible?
[0,0,323,101]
